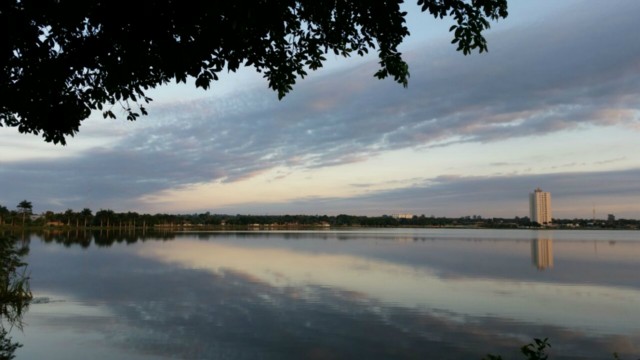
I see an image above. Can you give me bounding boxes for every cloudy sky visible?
[1,0,639,218]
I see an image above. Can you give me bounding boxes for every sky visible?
[1,0,639,219]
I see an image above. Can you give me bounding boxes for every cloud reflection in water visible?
[17,231,640,359]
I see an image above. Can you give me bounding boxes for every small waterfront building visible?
[392,214,414,219]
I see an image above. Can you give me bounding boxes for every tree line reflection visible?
[0,230,558,273]
[1,229,177,248]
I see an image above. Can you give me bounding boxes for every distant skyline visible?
[1,1,639,218]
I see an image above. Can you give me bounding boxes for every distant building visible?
[529,188,552,225]
[392,214,414,219]
[607,214,616,223]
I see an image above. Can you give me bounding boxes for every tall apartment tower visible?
[529,188,552,225]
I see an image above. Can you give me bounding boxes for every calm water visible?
[7,229,640,359]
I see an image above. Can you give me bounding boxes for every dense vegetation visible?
[483,338,638,360]
[0,235,32,360]
[0,237,31,319]
[1,202,638,230]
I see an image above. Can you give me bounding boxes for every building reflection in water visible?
[531,237,554,270]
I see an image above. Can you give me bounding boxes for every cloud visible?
[1,1,639,213]
[128,1,640,162]
[208,168,640,218]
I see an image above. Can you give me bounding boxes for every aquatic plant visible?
[483,338,550,360]
[483,338,639,360]
[0,235,32,360]
[0,327,21,360]
[0,236,32,325]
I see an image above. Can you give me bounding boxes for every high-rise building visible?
[529,188,552,225]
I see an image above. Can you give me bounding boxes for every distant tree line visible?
[1,201,638,230]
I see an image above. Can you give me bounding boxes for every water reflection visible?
[20,228,177,248]
[15,230,640,359]
[531,238,554,270]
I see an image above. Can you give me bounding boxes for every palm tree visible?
[16,201,32,226]
[63,209,75,227]
[0,205,9,226]
[80,208,93,228]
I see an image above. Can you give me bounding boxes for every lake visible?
[6,229,640,359]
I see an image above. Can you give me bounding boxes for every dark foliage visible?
[0,236,31,360]
[0,237,31,324]
[483,338,639,360]
[0,327,21,360]
[1,0,507,144]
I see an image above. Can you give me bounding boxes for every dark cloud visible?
[1,1,639,213]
